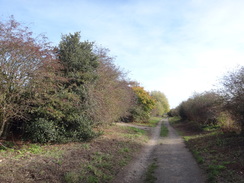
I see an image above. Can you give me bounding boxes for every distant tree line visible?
[150,91,170,117]
[168,66,244,134]
[0,17,169,143]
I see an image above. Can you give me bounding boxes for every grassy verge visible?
[170,118,244,183]
[0,125,149,183]
[133,117,162,127]
[168,116,181,124]
[145,158,158,183]
[160,124,169,137]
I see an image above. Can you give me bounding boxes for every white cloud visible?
[1,0,244,108]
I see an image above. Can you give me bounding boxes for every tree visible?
[58,32,98,85]
[130,86,155,122]
[23,32,100,143]
[151,91,170,116]
[87,48,135,125]
[0,16,55,138]
[218,66,244,133]
[176,92,221,125]
[39,32,100,142]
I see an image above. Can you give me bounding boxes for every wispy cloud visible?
[0,0,243,107]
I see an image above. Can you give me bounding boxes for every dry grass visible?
[0,125,149,183]
[171,120,244,183]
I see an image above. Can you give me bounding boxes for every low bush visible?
[176,92,221,126]
[25,116,97,143]
[25,118,59,143]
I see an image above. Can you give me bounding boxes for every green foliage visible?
[148,117,162,127]
[58,32,98,84]
[168,116,181,124]
[160,124,169,137]
[25,115,97,143]
[127,127,146,135]
[64,171,80,183]
[0,18,147,144]
[65,116,97,142]
[207,164,226,182]
[151,91,170,116]
[25,118,59,143]
[130,86,155,122]
[145,158,158,183]
[0,141,14,150]
[22,32,100,143]
[192,150,204,164]
[27,144,43,154]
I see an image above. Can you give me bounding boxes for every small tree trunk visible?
[0,119,7,138]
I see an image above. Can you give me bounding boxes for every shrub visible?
[25,118,59,143]
[218,66,244,133]
[167,108,179,117]
[217,112,240,133]
[25,116,97,143]
[0,16,56,138]
[64,115,97,141]
[177,92,221,125]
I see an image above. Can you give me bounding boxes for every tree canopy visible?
[0,17,169,142]
[151,91,170,116]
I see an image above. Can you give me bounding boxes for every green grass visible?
[128,126,146,134]
[160,124,169,137]
[207,164,226,182]
[148,117,162,127]
[192,150,204,164]
[64,171,80,183]
[120,126,148,142]
[133,117,162,127]
[145,158,158,183]
[168,116,181,124]
[0,125,150,183]
[0,142,66,160]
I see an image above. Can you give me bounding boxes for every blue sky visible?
[1,0,244,108]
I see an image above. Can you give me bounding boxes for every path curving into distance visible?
[112,118,206,183]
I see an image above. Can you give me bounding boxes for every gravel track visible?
[113,118,206,183]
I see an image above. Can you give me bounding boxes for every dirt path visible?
[113,118,206,183]
[113,121,162,183]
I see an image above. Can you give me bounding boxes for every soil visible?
[0,125,148,183]
[0,119,207,183]
[112,118,206,183]
[113,121,162,183]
